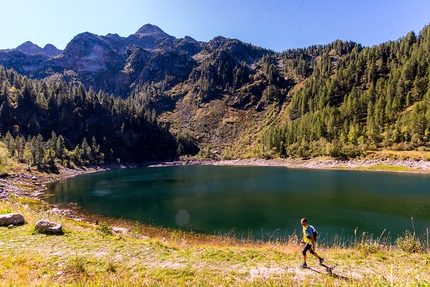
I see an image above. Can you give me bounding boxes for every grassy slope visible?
[1,193,429,286]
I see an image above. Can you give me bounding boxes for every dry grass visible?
[0,197,429,286]
[365,150,430,161]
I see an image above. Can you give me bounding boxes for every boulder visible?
[35,219,63,235]
[0,213,25,226]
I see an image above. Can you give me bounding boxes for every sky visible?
[1,0,430,52]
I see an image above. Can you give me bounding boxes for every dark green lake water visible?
[45,165,430,241]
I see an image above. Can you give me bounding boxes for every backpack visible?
[312,226,318,241]
[307,225,318,241]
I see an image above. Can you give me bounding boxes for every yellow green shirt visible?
[302,224,315,243]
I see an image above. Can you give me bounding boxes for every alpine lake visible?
[45,165,430,243]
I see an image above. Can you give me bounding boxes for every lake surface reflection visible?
[45,165,430,241]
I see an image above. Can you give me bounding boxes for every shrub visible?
[396,230,423,253]
[355,240,385,254]
[0,142,10,175]
[65,255,86,275]
[355,232,386,254]
[97,222,113,236]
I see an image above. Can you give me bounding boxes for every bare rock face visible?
[0,213,25,226]
[0,24,204,97]
[35,219,63,235]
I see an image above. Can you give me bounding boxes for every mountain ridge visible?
[16,41,62,57]
[0,24,207,97]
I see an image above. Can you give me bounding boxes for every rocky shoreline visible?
[214,158,430,171]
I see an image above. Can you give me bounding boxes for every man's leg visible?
[310,249,324,264]
[301,243,311,267]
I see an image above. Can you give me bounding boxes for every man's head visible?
[301,218,307,226]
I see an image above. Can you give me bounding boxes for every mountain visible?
[0,24,205,97]
[16,41,62,57]
[42,44,63,57]
[1,23,430,162]
[129,23,176,49]
[16,41,45,55]
[0,41,62,75]
[0,24,271,100]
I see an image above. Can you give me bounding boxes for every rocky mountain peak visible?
[134,24,171,38]
[128,24,175,51]
[68,31,99,44]
[43,44,62,57]
[16,41,44,54]
[62,31,126,57]
[0,23,268,99]
[15,41,62,57]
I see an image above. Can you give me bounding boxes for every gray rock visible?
[35,219,63,234]
[0,24,204,98]
[0,213,25,226]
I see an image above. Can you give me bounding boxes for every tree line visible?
[0,67,190,169]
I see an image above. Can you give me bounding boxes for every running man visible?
[300,217,324,268]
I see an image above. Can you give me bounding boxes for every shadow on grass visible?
[306,263,352,281]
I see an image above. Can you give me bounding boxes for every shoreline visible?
[212,157,430,170]
[149,157,430,172]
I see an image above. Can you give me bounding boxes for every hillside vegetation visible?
[0,70,182,168]
[259,27,430,159]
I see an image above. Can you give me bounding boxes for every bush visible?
[355,240,385,254]
[97,222,113,236]
[65,255,86,275]
[355,232,387,254]
[0,142,10,175]
[396,230,423,253]
[197,146,217,159]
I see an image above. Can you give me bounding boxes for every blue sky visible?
[1,0,430,52]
